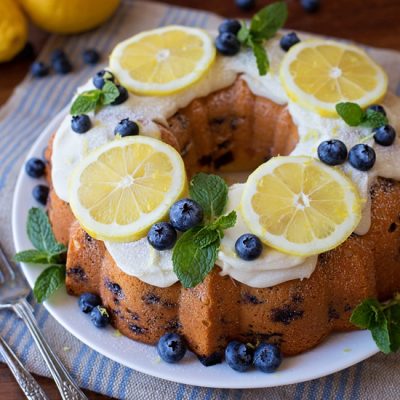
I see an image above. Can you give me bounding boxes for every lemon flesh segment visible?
[280,40,388,117]
[241,156,362,256]
[110,26,216,95]
[68,136,187,242]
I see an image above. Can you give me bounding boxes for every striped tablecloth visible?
[1,1,400,399]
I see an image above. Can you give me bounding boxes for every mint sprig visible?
[15,208,67,302]
[350,294,400,353]
[70,80,120,116]
[336,102,388,129]
[237,2,288,76]
[173,174,236,288]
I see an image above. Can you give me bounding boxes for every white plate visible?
[12,110,379,389]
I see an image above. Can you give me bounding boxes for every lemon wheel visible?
[241,156,361,256]
[280,39,388,117]
[68,136,187,242]
[109,25,216,95]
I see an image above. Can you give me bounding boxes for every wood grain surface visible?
[0,0,399,398]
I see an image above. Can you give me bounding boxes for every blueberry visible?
[253,343,282,373]
[111,85,129,105]
[83,49,101,65]
[53,57,73,74]
[93,70,115,89]
[71,114,91,134]
[25,158,46,178]
[78,293,102,313]
[31,62,49,78]
[367,104,386,117]
[235,233,263,261]
[348,144,376,171]
[218,19,242,35]
[280,32,301,52]
[317,139,348,166]
[50,48,67,63]
[373,125,396,146]
[157,333,187,363]
[147,222,177,250]
[300,0,320,13]
[215,32,241,56]
[90,306,110,328]
[225,341,253,372]
[235,0,256,11]
[114,118,139,137]
[169,198,204,231]
[32,185,49,205]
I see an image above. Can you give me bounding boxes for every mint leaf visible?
[250,40,269,76]
[192,227,220,249]
[350,298,381,328]
[14,249,51,264]
[189,173,228,220]
[336,102,364,126]
[33,265,65,303]
[386,305,400,352]
[70,89,103,115]
[209,210,237,232]
[237,23,251,45]
[27,208,62,254]
[361,109,388,129]
[250,2,288,41]
[102,81,120,105]
[173,228,219,288]
[371,317,391,354]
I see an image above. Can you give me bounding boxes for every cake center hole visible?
[294,193,310,210]
[330,67,342,79]
[157,49,170,62]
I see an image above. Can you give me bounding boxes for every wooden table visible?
[0,0,399,398]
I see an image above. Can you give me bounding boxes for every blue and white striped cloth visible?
[1,1,400,398]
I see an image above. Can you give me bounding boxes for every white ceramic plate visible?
[12,111,379,388]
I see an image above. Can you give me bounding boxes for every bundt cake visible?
[37,18,400,367]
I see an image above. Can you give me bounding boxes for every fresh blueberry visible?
[367,104,386,117]
[215,32,241,56]
[93,70,115,89]
[225,341,253,372]
[147,222,177,251]
[169,198,204,231]
[317,139,348,166]
[253,343,282,373]
[300,0,320,13]
[111,85,129,105]
[78,293,102,314]
[235,233,263,261]
[53,57,73,74]
[114,118,139,137]
[31,61,49,78]
[235,0,256,11]
[90,306,110,328]
[25,158,46,178]
[71,114,91,134]
[32,185,49,205]
[280,32,301,52]
[157,333,187,363]
[348,144,376,171]
[373,125,396,146]
[50,48,67,63]
[83,49,101,65]
[218,19,242,35]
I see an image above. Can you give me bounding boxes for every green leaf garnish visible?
[237,1,288,76]
[70,81,121,115]
[350,294,400,353]
[33,265,66,303]
[173,174,237,288]
[336,102,388,129]
[15,207,67,302]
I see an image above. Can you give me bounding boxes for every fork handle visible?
[0,334,49,400]
[13,299,88,400]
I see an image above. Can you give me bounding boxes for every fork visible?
[0,242,88,400]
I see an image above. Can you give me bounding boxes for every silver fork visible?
[0,242,88,400]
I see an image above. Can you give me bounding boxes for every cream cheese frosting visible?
[51,31,400,288]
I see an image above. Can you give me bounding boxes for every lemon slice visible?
[241,156,361,256]
[68,136,187,242]
[280,39,388,117]
[109,25,216,95]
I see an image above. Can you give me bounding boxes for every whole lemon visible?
[19,0,121,34]
[0,0,28,62]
